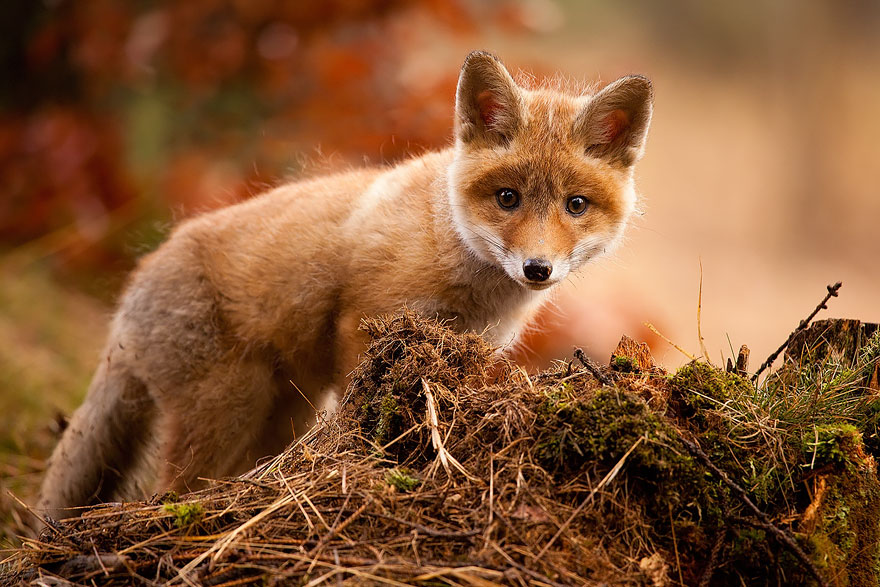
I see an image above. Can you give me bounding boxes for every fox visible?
[38,51,652,520]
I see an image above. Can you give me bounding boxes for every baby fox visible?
[39,51,652,519]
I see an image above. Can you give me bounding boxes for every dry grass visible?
[2,311,879,586]
[0,263,108,549]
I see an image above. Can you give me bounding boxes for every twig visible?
[668,502,684,587]
[697,258,712,363]
[488,456,494,526]
[752,282,842,382]
[645,323,697,361]
[573,348,613,386]
[290,379,327,426]
[679,437,829,587]
[6,491,63,536]
[302,496,372,575]
[92,543,110,577]
[422,379,478,482]
[374,514,479,539]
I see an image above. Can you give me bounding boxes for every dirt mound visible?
[3,311,880,586]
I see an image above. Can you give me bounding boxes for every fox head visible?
[447,51,652,291]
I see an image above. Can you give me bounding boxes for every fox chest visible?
[406,283,546,349]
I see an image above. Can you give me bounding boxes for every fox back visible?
[38,51,652,521]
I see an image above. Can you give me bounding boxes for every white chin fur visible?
[522,281,556,291]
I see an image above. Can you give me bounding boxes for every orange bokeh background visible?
[2,0,878,371]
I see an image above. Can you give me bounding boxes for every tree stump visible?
[785,319,880,391]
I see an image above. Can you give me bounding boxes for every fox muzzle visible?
[522,258,552,282]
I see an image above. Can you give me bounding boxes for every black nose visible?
[523,258,552,282]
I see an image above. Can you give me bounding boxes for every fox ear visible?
[574,75,653,167]
[455,51,523,146]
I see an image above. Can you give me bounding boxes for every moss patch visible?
[669,361,755,417]
[162,502,204,528]
[803,424,866,469]
[385,468,421,492]
[804,467,880,585]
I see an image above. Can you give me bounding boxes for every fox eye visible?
[566,195,589,216]
[495,188,519,210]
[496,188,520,210]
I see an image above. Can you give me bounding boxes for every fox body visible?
[39,52,652,519]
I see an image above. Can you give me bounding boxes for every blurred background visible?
[1,0,878,539]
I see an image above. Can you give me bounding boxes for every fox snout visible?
[523,258,552,282]
[514,254,565,290]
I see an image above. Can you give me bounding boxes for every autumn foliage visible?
[1,0,529,273]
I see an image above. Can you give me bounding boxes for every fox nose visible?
[522,258,552,282]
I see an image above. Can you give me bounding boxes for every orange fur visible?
[38,51,653,520]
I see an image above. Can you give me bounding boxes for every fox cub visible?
[39,51,652,519]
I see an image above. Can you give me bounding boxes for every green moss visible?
[540,382,576,411]
[374,394,400,445]
[807,530,842,573]
[385,468,421,492]
[162,501,204,528]
[859,399,880,458]
[805,467,880,585]
[535,389,722,518]
[611,355,636,373]
[803,424,864,469]
[669,361,754,414]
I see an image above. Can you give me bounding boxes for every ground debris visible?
[3,310,880,586]
[611,334,661,375]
